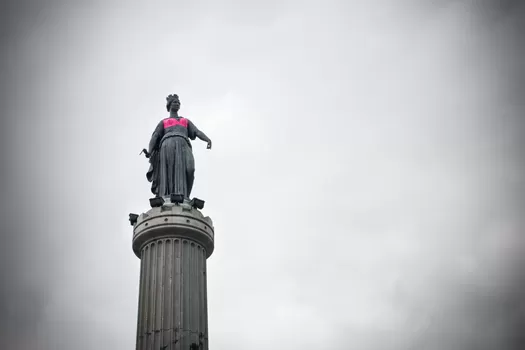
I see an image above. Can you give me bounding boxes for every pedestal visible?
[132,201,214,350]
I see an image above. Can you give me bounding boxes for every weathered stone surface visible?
[132,204,214,259]
[132,205,214,350]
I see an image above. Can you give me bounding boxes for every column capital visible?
[132,204,214,258]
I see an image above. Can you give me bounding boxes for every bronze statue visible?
[144,94,212,199]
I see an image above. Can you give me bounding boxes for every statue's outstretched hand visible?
[207,140,212,150]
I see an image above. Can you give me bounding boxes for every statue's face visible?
[170,98,181,112]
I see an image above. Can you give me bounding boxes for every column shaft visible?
[136,238,208,350]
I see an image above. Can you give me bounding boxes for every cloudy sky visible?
[1,0,524,349]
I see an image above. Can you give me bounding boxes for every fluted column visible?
[132,202,214,350]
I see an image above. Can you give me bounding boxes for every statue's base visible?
[160,195,194,208]
[131,202,214,259]
[149,195,205,210]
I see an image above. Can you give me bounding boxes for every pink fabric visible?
[163,117,188,128]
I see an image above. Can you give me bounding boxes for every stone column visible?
[132,201,214,350]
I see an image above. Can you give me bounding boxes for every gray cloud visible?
[1,0,524,349]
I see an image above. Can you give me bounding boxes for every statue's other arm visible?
[148,121,164,155]
[196,129,211,144]
[188,120,212,149]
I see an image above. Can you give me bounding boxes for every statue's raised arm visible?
[145,94,212,199]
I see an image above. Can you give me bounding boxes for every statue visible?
[144,94,212,199]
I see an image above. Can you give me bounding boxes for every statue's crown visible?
[166,94,179,101]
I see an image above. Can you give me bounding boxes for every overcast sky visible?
[1,0,524,349]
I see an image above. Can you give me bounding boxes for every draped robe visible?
[146,117,199,198]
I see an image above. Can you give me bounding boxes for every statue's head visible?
[166,94,180,112]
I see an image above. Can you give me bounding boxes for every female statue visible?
[146,94,212,199]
